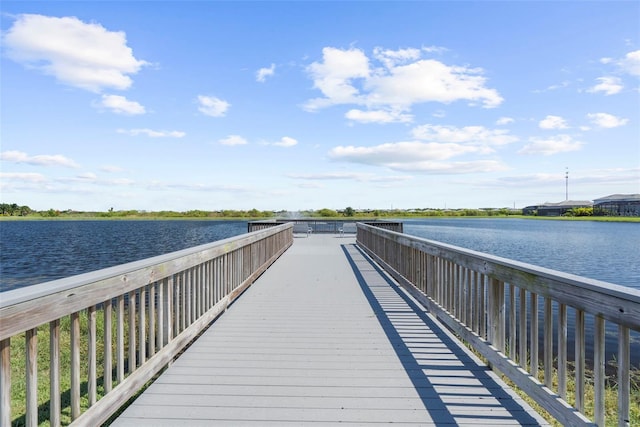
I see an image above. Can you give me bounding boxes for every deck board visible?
[112,234,549,426]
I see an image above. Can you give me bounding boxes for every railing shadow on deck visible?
[356,223,640,427]
[341,243,543,426]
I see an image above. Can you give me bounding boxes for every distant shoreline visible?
[1,214,638,223]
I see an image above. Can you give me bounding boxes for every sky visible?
[1,1,639,212]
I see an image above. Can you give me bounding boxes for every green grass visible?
[9,308,131,426]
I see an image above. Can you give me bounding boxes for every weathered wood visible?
[88,305,97,406]
[619,325,630,427]
[50,319,60,427]
[594,316,605,426]
[0,338,9,427]
[557,303,567,399]
[26,328,37,427]
[71,311,80,420]
[116,295,124,383]
[104,299,113,393]
[574,309,585,412]
[139,286,146,365]
[544,298,552,388]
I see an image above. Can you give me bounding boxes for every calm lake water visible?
[401,218,639,289]
[0,220,247,292]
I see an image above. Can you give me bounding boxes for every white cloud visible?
[539,115,569,130]
[3,14,147,92]
[587,76,623,95]
[373,47,421,68]
[197,95,230,117]
[256,63,275,82]
[411,124,518,146]
[304,46,502,119]
[0,150,80,168]
[219,135,248,146]
[305,47,370,110]
[496,117,514,125]
[99,94,145,115]
[0,172,47,182]
[518,135,584,156]
[618,50,640,76]
[587,112,629,128]
[100,165,125,173]
[345,109,413,124]
[328,140,507,174]
[117,128,185,138]
[288,171,412,182]
[272,136,298,147]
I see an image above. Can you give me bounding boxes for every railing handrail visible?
[360,223,640,330]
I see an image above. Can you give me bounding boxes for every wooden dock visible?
[112,234,548,426]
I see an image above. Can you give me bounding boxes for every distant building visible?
[593,194,640,216]
[522,200,593,216]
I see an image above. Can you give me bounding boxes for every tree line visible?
[1,203,525,219]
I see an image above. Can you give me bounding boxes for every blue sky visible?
[1,1,639,212]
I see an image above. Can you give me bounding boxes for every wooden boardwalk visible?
[112,234,549,426]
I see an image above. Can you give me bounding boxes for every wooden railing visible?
[0,224,293,426]
[357,223,639,427]
[248,219,403,234]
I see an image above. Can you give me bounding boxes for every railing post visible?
[1,338,10,427]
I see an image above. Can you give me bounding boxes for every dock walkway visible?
[113,234,548,426]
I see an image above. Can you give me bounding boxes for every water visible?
[400,218,639,289]
[0,220,247,292]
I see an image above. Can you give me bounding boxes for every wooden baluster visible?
[116,295,124,383]
[88,305,97,405]
[50,319,60,427]
[70,312,80,420]
[509,284,516,360]
[1,338,11,427]
[574,309,585,412]
[618,325,630,427]
[530,293,539,379]
[594,316,605,426]
[519,288,527,369]
[544,297,553,388]
[149,283,156,356]
[104,299,113,393]
[26,327,37,427]
[557,303,567,399]
[128,291,136,373]
[139,286,147,365]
